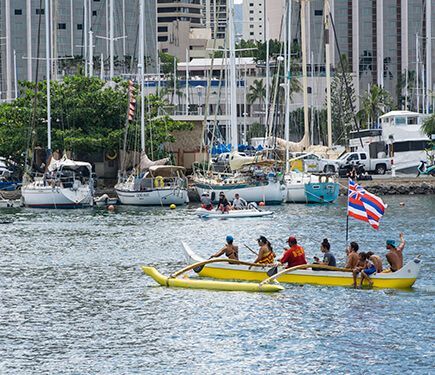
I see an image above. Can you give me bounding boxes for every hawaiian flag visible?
[348,179,386,230]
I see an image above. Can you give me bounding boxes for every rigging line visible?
[26,0,45,174]
[329,10,363,148]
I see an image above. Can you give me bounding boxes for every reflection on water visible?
[0,195,434,374]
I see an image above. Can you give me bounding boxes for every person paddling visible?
[313,238,336,269]
[279,236,307,269]
[210,235,239,260]
[253,236,275,265]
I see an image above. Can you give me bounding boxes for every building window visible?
[58,23,66,30]
[250,32,254,36]
[15,9,23,15]
[77,24,83,30]
[36,9,45,15]
[92,10,97,16]
[249,10,253,14]
[314,10,323,16]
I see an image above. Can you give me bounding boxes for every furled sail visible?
[229,152,258,171]
[139,152,170,171]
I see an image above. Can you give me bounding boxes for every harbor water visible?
[0,195,434,374]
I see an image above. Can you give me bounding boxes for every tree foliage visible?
[0,75,192,165]
[358,84,394,128]
[422,114,435,138]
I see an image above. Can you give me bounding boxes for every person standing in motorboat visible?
[200,192,213,211]
[210,235,239,260]
[217,192,230,213]
[232,193,247,210]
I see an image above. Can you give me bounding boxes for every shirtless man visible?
[366,251,383,273]
[386,233,405,271]
[210,236,239,260]
[345,242,360,269]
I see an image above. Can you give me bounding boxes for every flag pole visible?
[345,178,350,244]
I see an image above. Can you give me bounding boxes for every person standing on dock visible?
[279,236,307,269]
[210,236,239,260]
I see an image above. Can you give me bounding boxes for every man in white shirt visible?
[232,193,247,209]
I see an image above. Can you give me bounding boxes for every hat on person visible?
[386,239,396,247]
[287,236,297,244]
[201,192,209,196]
[226,235,234,242]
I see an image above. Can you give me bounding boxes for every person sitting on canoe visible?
[352,251,369,288]
[279,236,307,269]
[253,236,275,265]
[345,241,360,269]
[359,252,377,288]
[200,192,213,211]
[313,238,336,270]
[385,233,406,272]
[232,193,247,210]
[210,235,239,260]
[217,192,230,213]
[366,251,383,273]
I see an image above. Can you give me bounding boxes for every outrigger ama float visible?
[141,263,284,293]
[183,243,422,289]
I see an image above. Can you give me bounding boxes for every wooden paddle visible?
[171,258,267,278]
[260,263,353,286]
[243,244,259,256]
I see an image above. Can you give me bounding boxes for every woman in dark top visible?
[217,192,230,213]
[313,238,336,270]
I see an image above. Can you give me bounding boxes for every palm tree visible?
[247,79,266,105]
[422,114,435,138]
[359,84,393,128]
[396,69,417,110]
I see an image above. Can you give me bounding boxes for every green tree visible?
[358,84,394,128]
[247,79,266,106]
[422,114,435,138]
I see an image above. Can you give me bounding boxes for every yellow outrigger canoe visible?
[182,242,422,289]
[141,266,284,293]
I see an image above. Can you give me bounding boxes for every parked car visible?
[332,151,391,175]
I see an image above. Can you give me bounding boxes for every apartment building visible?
[0,0,157,100]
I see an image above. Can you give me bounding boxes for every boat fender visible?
[106,151,118,160]
[154,176,165,188]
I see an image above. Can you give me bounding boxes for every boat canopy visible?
[48,155,92,172]
[147,165,186,177]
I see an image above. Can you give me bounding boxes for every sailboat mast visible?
[228,0,238,150]
[5,0,12,100]
[109,0,115,79]
[139,0,145,152]
[284,0,291,173]
[45,0,52,151]
[300,0,310,148]
[324,0,332,147]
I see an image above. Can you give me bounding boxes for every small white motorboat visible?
[94,194,119,207]
[0,198,20,208]
[195,207,273,219]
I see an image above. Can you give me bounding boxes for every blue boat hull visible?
[304,182,339,203]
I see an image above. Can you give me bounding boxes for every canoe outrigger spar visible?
[183,242,422,289]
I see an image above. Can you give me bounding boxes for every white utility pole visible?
[26,0,33,81]
[45,0,52,151]
[325,0,332,147]
[228,0,238,150]
[109,0,115,79]
[5,0,12,100]
[139,0,145,151]
[300,0,310,148]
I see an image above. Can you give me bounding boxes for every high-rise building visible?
[0,0,157,101]
[242,0,434,110]
[205,0,228,40]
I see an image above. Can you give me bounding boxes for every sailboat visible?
[192,0,284,204]
[281,0,339,204]
[114,0,189,206]
[21,0,94,208]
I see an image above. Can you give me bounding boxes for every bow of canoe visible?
[141,266,284,293]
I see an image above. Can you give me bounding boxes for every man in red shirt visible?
[280,236,307,268]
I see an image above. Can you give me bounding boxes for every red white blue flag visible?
[348,179,386,230]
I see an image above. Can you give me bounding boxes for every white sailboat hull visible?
[115,188,189,206]
[21,185,93,208]
[194,181,284,204]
